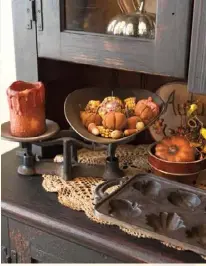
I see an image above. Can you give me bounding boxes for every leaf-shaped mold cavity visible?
[187,224,206,247]
[168,191,201,209]
[109,199,142,218]
[147,212,185,233]
[133,180,161,198]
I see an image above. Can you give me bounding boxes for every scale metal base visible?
[1,120,124,181]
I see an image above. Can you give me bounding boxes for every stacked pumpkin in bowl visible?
[148,136,206,185]
[148,133,206,185]
[80,96,160,139]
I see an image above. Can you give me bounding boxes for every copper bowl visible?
[148,143,206,185]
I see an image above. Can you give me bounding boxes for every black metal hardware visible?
[36,0,43,31]
[103,144,124,180]
[13,129,126,181]
[26,0,43,31]
[17,143,35,176]
[26,0,36,30]
[1,247,11,263]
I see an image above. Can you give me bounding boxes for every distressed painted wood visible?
[37,0,192,78]
[12,0,38,81]
[9,219,120,263]
[188,0,206,94]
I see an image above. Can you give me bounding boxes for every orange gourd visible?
[135,97,159,124]
[102,112,127,130]
[155,136,195,162]
[80,111,102,128]
[127,116,142,129]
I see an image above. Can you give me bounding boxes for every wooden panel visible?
[37,0,192,78]
[12,0,38,81]
[154,0,192,77]
[142,74,182,91]
[9,219,120,263]
[188,0,206,94]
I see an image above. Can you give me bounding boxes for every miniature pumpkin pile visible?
[80,96,160,139]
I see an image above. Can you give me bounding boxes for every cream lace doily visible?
[42,144,206,259]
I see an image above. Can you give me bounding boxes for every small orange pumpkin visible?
[155,136,195,162]
[127,116,142,129]
[102,112,127,130]
[80,111,102,128]
[135,97,159,124]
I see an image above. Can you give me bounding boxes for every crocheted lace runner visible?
[42,144,206,259]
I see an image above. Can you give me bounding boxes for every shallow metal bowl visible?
[64,87,165,145]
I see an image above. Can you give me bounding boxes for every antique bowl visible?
[148,143,206,185]
[64,87,165,145]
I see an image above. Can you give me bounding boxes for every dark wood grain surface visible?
[1,149,205,263]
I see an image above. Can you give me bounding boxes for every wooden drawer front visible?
[9,219,121,263]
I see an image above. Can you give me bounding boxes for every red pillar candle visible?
[7,81,46,137]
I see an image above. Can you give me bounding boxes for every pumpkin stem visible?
[168,145,178,154]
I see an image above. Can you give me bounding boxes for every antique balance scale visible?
[1,87,165,181]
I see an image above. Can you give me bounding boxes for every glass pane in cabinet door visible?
[64,0,157,39]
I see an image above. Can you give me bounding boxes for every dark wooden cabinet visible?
[37,0,192,78]
[2,1,206,263]
[3,1,206,263]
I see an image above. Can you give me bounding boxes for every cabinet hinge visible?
[26,0,36,29]
[26,0,43,31]
[36,0,43,31]
[1,247,11,263]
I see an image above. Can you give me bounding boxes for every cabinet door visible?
[8,219,121,263]
[188,0,206,94]
[37,0,192,78]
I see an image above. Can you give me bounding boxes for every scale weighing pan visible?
[64,87,165,145]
